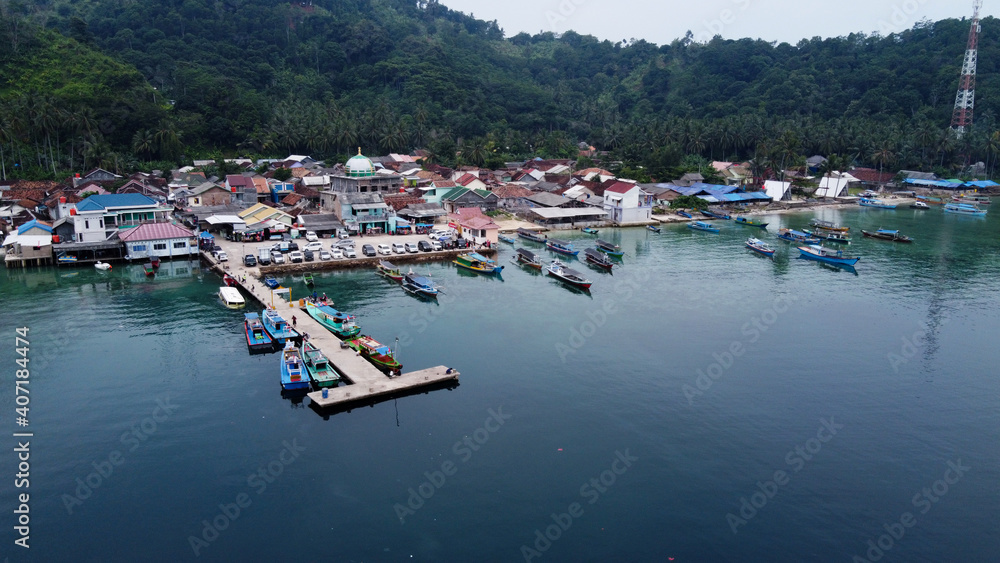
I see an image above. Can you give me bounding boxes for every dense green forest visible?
[1,0,999,181]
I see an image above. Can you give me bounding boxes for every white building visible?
[119,223,198,260]
[603,181,653,224]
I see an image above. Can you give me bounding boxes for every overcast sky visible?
[441,0,991,45]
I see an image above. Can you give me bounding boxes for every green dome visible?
[346,148,375,178]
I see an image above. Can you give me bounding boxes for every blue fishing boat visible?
[701,209,732,220]
[677,210,693,218]
[517,227,547,243]
[545,238,579,256]
[581,227,599,235]
[402,271,440,298]
[57,253,78,264]
[734,216,768,228]
[943,202,987,216]
[797,245,860,266]
[858,197,897,209]
[454,252,504,274]
[688,221,720,233]
[262,308,300,344]
[244,312,274,350]
[279,340,310,390]
[745,237,776,257]
[498,234,516,244]
[263,275,280,289]
[305,302,361,338]
[777,228,821,244]
[647,225,661,233]
[595,239,624,257]
[803,229,851,243]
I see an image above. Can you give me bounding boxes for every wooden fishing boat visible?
[304,272,315,286]
[263,275,280,289]
[952,193,991,205]
[498,234,517,244]
[595,239,624,257]
[647,225,661,233]
[517,227,547,243]
[862,229,913,243]
[402,271,440,298]
[376,260,404,282]
[797,244,860,266]
[545,238,579,256]
[347,335,402,375]
[701,209,732,220]
[677,210,693,218]
[244,312,274,350]
[745,237,776,257]
[581,227,599,235]
[454,252,504,274]
[734,216,768,228]
[858,197,897,209]
[910,201,930,209]
[688,221,720,233]
[943,202,987,216]
[262,308,300,344]
[305,302,361,338]
[279,340,310,390]
[803,229,851,243]
[547,259,592,289]
[809,219,850,232]
[513,248,544,270]
[302,340,340,387]
[777,228,821,244]
[583,248,614,271]
[916,195,945,206]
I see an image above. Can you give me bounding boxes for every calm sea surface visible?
[1,204,998,562]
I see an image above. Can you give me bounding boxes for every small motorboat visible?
[244,312,274,350]
[263,275,280,289]
[647,225,661,233]
[734,216,768,229]
[150,257,161,269]
[498,234,517,244]
[143,262,156,277]
[581,227,599,235]
[701,209,731,220]
[583,248,615,271]
[797,245,860,266]
[94,261,112,271]
[688,221,720,233]
[223,274,238,287]
[861,229,913,243]
[512,248,544,270]
[402,271,441,298]
[910,201,930,209]
[677,210,693,218]
[777,229,821,244]
[280,340,310,390]
[745,237,776,257]
[809,219,850,232]
[376,260,404,282]
[595,239,624,257]
[516,228,547,243]
[545,238,579,257]
[803,229,851,243]
[304,272,315,286]
[547,259,592,289]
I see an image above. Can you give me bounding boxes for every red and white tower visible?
[951,0,983,136]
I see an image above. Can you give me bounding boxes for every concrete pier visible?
[203,251,459,408]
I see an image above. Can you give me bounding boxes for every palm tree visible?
[871,145,895,186]
[132,129,155,160]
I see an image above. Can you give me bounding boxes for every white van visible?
[257,246,271,265]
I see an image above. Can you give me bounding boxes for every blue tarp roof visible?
[903,178,963,189]
[199,232,214,239]
[17,219,52,235]
[965,180,999,188]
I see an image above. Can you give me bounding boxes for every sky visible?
[441,0,993,46]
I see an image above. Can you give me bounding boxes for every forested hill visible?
[0,0,997,178]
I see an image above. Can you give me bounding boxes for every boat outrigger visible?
[512,248,544,270]
[376,260,404,282]
[347,335,402,375]
[304,302,361,338]
[546,259,592,289]
[583,248,615,271]
[302,340,340,387]
[545,238,579,256]
[688,221,720,233]
[734,216,768,229]
[745,237,776,257]
[777,228,821,244]
[797,245,860,266]
[454,252,504,274]
[279,340,310,390]
[244,312,274,350]
[595,239,624,257]
[262,308,300,344]
[517,227,547,243]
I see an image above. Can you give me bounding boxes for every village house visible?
[450,208,499,246]
[119,222,198,261]
[439,187,499,214]
[2,219,53,267]
[325,192,393,235]
[603,181,653,225]
[69,193,170,243]
[186,182,233,207]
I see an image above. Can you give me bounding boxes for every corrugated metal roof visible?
[119,223,195,242]
[76,193,157,211]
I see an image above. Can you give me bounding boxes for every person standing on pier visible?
[292,315,297,326]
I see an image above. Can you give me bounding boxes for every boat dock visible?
[205,252,460,408]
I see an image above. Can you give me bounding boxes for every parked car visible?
[343,246,356,258]
[362,244,377,257]
[287,241,299,252]
[331,239,354,249]
[303,249,314,261]
[319,250,331,261]
[377,244,392,255]
[405,242,419,253]
[303,241,324,252]
[337,229,350,239]
[271,251,285,264]
[331,248,343,259]
[216,251,229,262]
[418,240,433,252]
[391,242,406,254]
[288,251,304,263]
[304,231,318,242]
[244,254,257,267]
[431,241,443,251]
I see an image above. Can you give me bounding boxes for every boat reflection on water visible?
[800,256,859,276]
[280,388,309,406]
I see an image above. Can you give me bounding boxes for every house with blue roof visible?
[72,194,171,243]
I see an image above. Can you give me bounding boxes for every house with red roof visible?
[449,208,499,245]
[603,181,653,225]
[119,222,198,260]
[454,172,487,191]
